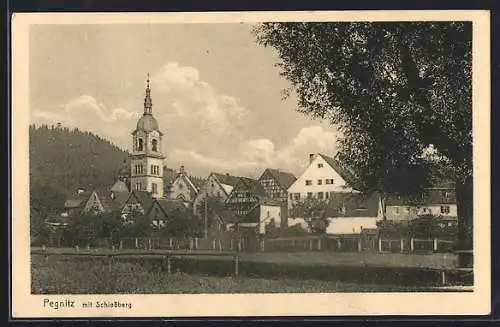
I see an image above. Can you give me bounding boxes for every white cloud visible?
[31,95,138,150]
[169,126,339,178]
[151,62,249,137]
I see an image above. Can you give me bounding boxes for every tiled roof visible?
[212,172,241,187]
[322,192,380,218]
[127,191,155,211]
[155,199,189,216]
[262,168,297,190]
[318,154,361,190]
[239,177,267,197]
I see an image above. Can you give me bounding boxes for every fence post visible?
[75,245,80,252]
[234,255,240,276]
[237,238,242,252]
[318,238,322,251]
[119,240,123,251]
[357,237,362,252]
[433,238,438,252]
[410,238,415,252]
[230,239,234,251]
[135,238,138,248]
[337,239,341,251]
[169,238,173,248]
[441,270,447,286]
[148,238,152,250]
[218,239,222,252]
[212,239,216,250]
[309,239,313,250]
[260,239,265,252]
[189,238,193,250]
[400,239,404,252]
[167,256,172,275]
[378,238,382,252]
[195,237,199,249]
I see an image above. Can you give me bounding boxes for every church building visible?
[130,75,166,198]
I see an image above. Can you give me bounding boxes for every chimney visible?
[309,153,316,163]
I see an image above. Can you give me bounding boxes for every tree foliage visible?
[253,22,473,256]
[290,198,330,234]
[29,124,129,214]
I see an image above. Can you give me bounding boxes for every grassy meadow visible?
[31,254,470,294]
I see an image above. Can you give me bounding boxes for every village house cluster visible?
[53,77,459,237]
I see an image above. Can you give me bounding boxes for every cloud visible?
[169,126,339,178]
[31,95,138,150]
[151,62,249,138]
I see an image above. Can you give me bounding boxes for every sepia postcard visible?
[11,10,491,318]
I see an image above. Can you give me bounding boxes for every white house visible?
[287,153,360,211]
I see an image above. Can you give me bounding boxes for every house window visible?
[317,163,324,168]
[152,183,158,194]
[307,192,313,199]
[137,138,143,151]
[325,192,329,199]
[152,139,158,152]
[135,183,141,191]
[305,180,312,186]
[317,179,322,185]
[318,192,324,200]
[440,205,450,214]
[293,193,301,201]
[325,179,334,184]
[290,193,293,200]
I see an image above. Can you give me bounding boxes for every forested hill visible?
[29,124,129,216]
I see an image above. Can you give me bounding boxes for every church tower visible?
[130,74,165,198]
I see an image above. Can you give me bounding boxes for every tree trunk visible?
[456,174,473,268]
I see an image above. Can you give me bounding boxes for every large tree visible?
[253,22,472,267]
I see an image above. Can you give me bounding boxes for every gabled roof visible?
[318,154,361,190]
[322,192,380,218]
[212,172,241,187]
[125,191,155,211]
[238,177,267,197]
[260,168,297,190]
[63,192,91,209]
[214,209,240,224]
[154,199,190,217]
[110,180,129,193]
[99,190,130,213]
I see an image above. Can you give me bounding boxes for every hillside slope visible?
[29,124,130,216]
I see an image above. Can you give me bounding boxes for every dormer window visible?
[152,139,158,152]
[317,163,324,168]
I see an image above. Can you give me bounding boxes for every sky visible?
[30,23,339,179]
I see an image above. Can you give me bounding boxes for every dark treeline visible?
[29,124,129,219]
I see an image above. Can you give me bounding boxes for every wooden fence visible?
[84,235,456,254]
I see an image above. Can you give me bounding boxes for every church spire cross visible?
[144,73,153,115]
